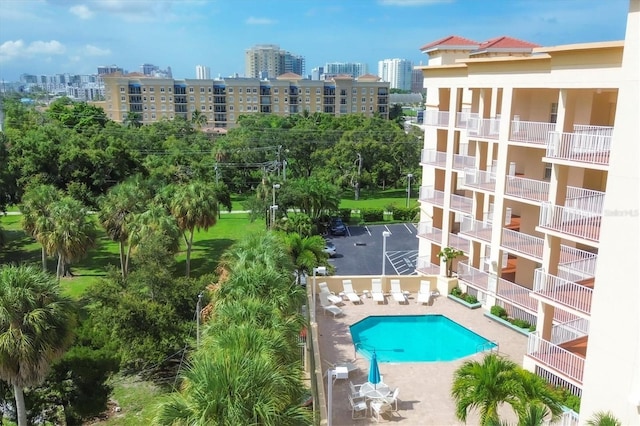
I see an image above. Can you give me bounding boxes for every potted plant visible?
[437,246,464,278]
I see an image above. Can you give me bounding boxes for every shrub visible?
[339,208,352,223]
[463,294,478,304]
[391,206,419,221]
[360,208,384,222]
[490,305,508,319]
[529,324,536,332]
[511,318,531,329]
[450,286,463,297]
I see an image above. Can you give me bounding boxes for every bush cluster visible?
[490,305,535,331]
[450,287,478,304]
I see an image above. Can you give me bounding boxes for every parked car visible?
[323,241,337,257]
[329,217,347,236]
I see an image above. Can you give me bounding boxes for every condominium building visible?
[322,62,369,79]
[98,73,389,128]
[415,0,638,423]
[378,58,413,91]
[195,65,211,80]
[244,44,305,79]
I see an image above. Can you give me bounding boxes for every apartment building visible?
[98,72,389,128]
[244,44,305,79]
[415,0,639,423]
[378,58,413,91]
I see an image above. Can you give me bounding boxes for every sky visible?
[0,0,631,82]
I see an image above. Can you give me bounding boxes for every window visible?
[274,97,278,103]
[150,105,155,110]
[142,88,146,92]
[305,97,310,103]
[352,88,357,94]
[550,102,558,124]
[229,105,234,111]
[150,96,155,101]
[200,87,205,93]
[240,106,244,112]
[274,105,279,112]
[284,97,288,103]
[316,88,321,95]
[189,87,194,93]
[274,88,279,94]
[161,105,166,111]
[151,113,156,119]
[160,87,165,92]
[200,96,205,102]
[252,88,257,93]
[190,96,195,102]
[284,88,289,94]
[149,87,154,92]
[144,113,148,119]
[229,113,235,120]
[161,96,166,102]
[168,88,172,93]
[201,105,205,111]
[190,105,195,111]
[143,97,147,101]
[120,87,125,93]
[305,88,310,94]
[121,96,125,101]
[316,98,320,104]
[228,96,234,102]
[253,96,257,103]
[361,97,366,103]
[169,96,173,102]
[239,88,243,93]
[544,164,552,180]
[361,106,366,111]
[208,87,212,93]
[370,89,374,95]
[209,96,212,102]
[228,88,234,93]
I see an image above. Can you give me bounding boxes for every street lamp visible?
[312,266,327,323]
[271,183,281,228]
[382,231,391,276]
[406,173,413,208]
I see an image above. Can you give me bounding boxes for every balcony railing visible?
[416,223,442,243]
[547,130,612,166]
[448,233,470,253]
[457,262,489,291]
[509,120,555,145]
[464,168,496,192]
[539,203,601,242]
[468,117,500,140]
[551,318,590,345]
[416,257,441,275]
[501,228,544,259]
[533,269,593,315]
[558,246,598,279]
[505,176,550,203]
[420,149,447,168]
[565,186,606,214]
[450,194,473,214]
[527,333,585,383]
[424,110,450,127]
[460,216,492,242]
[496,278,537,311]
[419,186,445,207]
[456,111,479,129]
[453,154,476,171]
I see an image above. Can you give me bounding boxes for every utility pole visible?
[355,153,362,200]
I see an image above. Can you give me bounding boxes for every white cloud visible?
[379,0,453,5]
[0,40,26,60]
[246,16,277,25]
[0,40,66,62]
[84,44,111,56]
[27,40,66,55]
[70,4,94,19]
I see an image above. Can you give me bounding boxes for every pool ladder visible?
[477,340,499,354]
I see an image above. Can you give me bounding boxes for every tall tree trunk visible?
[13,384,27,426]
[186,230,194,277]
[124,241,133,277]
[56,254,64,279]
[41,246,47,272]
[119,240,126,279]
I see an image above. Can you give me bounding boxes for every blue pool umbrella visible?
[368,351,381,388]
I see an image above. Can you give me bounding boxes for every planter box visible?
[447,294,481,309]
[484,313,532,336]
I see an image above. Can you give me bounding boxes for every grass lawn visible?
[91,374,165,425]
[339,188,419,210]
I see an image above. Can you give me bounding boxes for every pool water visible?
[350,314,496,362]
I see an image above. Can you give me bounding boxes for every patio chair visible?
[390,279,408,304]
[349,380,365,401]
[342,280,362,304]
[382,387,400,411]
[370,399,393,422]
[370,278,385,303]
[319,292,344,317]
[317,282,343,305]
[416,280,432,305]
[349,393,368,419]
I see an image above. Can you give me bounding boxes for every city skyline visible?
[0,0,630,82]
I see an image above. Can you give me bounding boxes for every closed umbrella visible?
[368,350,381,388]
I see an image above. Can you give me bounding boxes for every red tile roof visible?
[357,74,381,81]
[276,72,302,80]
[475,36,540,50]
[419,35,480,52]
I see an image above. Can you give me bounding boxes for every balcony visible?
[452,154,475,171]
[467,117,500,140]
[419,186,445,207]
[457,262,489,291]
[551,318,590,345]
[496,278,537,311]
[416,223,442,243]
[450,194,473,214]
[460,216,492,243]
[501,228,544,260]
[416,257,441,275]
[509,120,555,145]
[424,110,450,127]
[546,126,613,166]
[539,203,601,243]
[420,149,447,168]
[527,333,585,384]
[463,168,496,192]
[505,176,550,203]
[565,187,606,214]
[448,233,470,253]
[533,269,593,315]
[456,111,479,129]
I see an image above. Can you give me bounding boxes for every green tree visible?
[123,111,142,128]
[282,233,328,284]
[0,265,76,426]
[190,110,207,129]
[586,411,622,426]
[437,246,464,278]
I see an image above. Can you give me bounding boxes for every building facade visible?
[322,62,369,79]
[244,44,305,79]
[415,1,638,423]
[378,58,413,91]
[98,73,389,128]
[195,65,211,80]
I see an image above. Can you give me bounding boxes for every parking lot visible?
[325,223,419,276]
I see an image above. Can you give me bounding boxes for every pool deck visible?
[316,294,527,425]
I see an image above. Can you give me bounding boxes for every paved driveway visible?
[326,223,418,276]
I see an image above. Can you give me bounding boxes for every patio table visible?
[359,382,391,400]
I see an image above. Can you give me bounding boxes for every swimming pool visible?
[350,314,496,362]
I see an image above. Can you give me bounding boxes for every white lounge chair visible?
[417,280,432,304]
[371,278,385,303]
[390,279,408,304]
[342,280,362,304]
[319,292,344,317]
[317,282,343,305]
[349,393,368,419]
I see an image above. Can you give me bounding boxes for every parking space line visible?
[384,225,392,234]
[364,226,371,236]
[403,223,414,234]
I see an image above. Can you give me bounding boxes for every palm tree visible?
[0,265,76,426]
[169,181,219,277]
[514,368,562,422]
[281,233,328,284]
[190,110,207,129]
[451,353,523,425]
[586,411,622,426]
[123,111,142,128]
[20,184,63,271]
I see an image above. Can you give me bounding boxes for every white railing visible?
[505,175,550,202]
[573,124,614,137]
[565,186,606,214]
[559,246,598,278]
[468,117,500,139]
[457,262,489,291]
[424,110,450,127]
[547,131,612,165]
[416,257,441,275]
[533,269,593,314]
[496,278,537,311]
[539,203,601,242]
[449,233,470,253]
[453,154,476,171]
[456,111,479,129]
[416,222,443,243]
[556,409,580,426]
[420,149,447,167]
[484,205,512,225]
[501,228,544,259]
[463,169,496,192]
[450,194,473,214]
[509,120,555,145]
[551,318,590,345]
[527,332,585,383]
[419,186,445,206]
[460,216,492,242]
